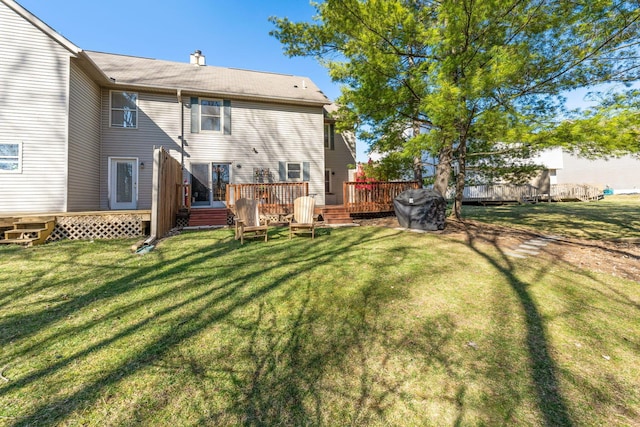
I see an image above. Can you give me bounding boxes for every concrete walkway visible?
[504,236,561,259]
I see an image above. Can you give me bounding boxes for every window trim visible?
[0,142,22,173]
[200,98,224,133]
[324,123,335,150]
[286,162,302,182]
[110,90,138,129]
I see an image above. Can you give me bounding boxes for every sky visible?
[14,0,633,164]
[16,0,338,97]
[16,0,371,161]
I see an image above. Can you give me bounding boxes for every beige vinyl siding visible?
[67,61,101,211]
[325,131,356,204]
[100,90,181,209]
[0,1,72,213]
[187,99,326,205]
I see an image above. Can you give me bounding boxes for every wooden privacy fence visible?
[226,182,309,215]
[343,181,422,213]
[150,147,182,239]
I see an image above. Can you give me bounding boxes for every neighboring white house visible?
[532,148,640,194]
[0,0,355,214]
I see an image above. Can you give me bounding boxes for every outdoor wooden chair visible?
[234,198,269,244]
[285,196,318,239]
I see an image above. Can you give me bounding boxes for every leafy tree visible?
[271,0,640,218]
[529,89,640,158]
[360,154,415,181]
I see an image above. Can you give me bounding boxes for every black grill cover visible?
[393,188,446,231]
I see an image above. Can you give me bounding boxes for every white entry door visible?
[109,158,138,210]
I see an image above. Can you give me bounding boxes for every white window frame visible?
[324,123,335,150]
[200,98,223,132]
[286,162,302,182]
[0,142,22,173]
[110,91,138,128]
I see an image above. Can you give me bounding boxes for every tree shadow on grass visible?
[197,282,461,426]
[464,201,640,240]
[2,226,430,426]
[461,228,575,427]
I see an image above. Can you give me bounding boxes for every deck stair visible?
[188,208,229,227]
[0,217,16,237]
[0,216,56,246]
[319,205,354,225]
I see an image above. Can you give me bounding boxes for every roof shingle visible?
[84,50,331,105]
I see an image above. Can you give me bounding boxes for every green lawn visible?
[462,194,640,240]
[0,207,638,426]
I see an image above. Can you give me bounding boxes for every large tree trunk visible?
[433,144,453,197]
[412,120,422,183]
[413,156,422,182]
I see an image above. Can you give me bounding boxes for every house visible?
[532,148,640,194]
[0,0,355,220]
[323,103,356,204]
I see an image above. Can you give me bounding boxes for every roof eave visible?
[100,80,331,106]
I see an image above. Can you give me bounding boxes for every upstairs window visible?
[324,123,335,150]
[201,99,223,132]
[190,97,231,134]
[110,91,138,128]
[0,143,21,172]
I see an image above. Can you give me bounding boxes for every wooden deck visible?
[548,184,603,202]
[343,181,422,213]
[0,210,151,242]
[226,182,309,216]
[458,184,540,204]
[456,184,603,204]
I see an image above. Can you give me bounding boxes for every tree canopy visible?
[270,0,640,217]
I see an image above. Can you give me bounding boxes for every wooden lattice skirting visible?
[176,217,189,228]
[49,213,149,241]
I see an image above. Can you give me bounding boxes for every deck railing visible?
[549,184,603,202]
[458,184,540,203]
[226,182,309,215]
[448,183,603,203]
[343,181,422,213]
